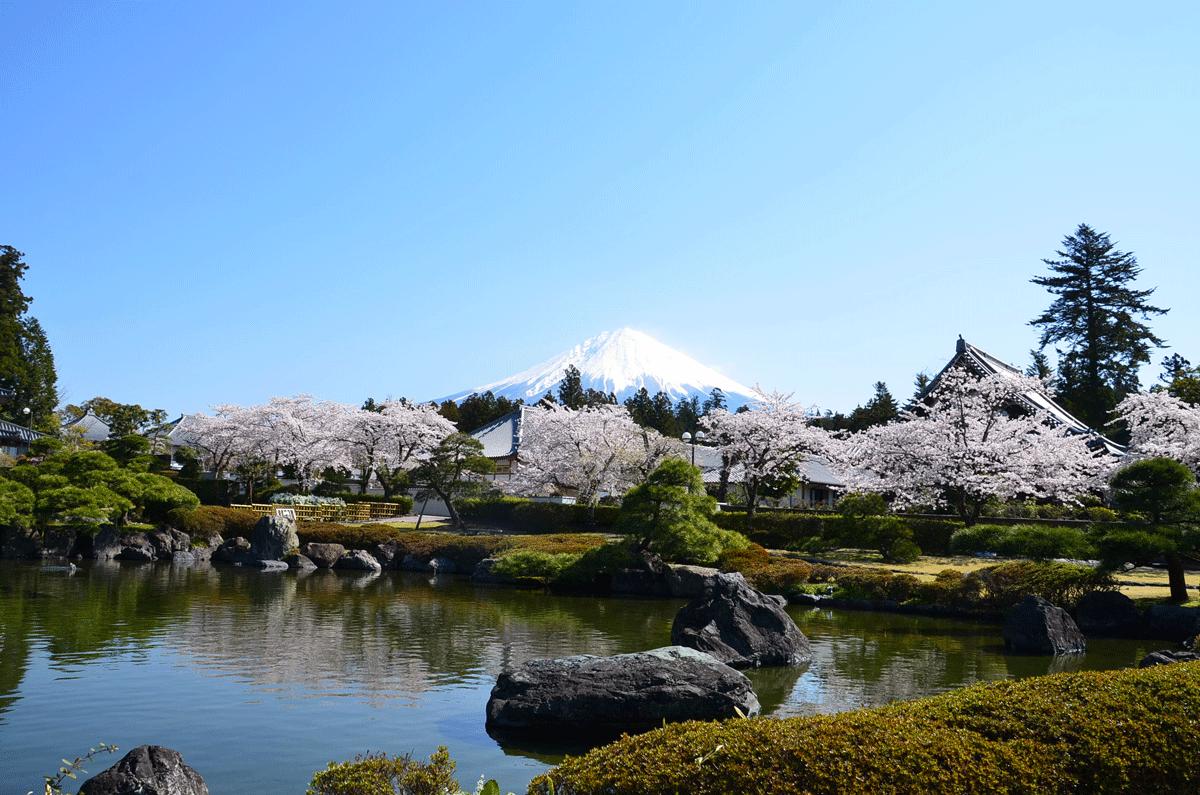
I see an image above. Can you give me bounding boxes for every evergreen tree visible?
[623,387,654,427]
[1030,223,1168,430]
[557,365,586,409]
[650,391,679,437]
[1026,349,1053,381]
[454,391,522,432]
[701,388,727,415]
[675,395,701,434]
[912,371,932,401]
[0,246,58,431]
[1157,354,1200,405]
[848,381,899,431]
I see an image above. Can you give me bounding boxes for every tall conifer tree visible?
[1030,224,1167,430]
[0,246,58,431]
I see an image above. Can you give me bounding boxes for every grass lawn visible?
[794,547,1200,602]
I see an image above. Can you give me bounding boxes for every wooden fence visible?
[231,502,408,523]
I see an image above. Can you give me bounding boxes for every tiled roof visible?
[469,407,527,458]
[923,337,1125,455]
[0,418,43,443]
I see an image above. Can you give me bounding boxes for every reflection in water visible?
[0,561,1154,793]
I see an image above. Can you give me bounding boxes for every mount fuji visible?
[440,328,757,408]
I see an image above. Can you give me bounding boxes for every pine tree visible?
[1157,354,1200,405]
[623,387,654,427]
[557,365,586,409]
[912,371,932,401]
[1030,224,1168,430]
[701,388,727,415]
[0,246,58,431]
[848,381,899,431]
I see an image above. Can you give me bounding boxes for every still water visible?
[0,560,1154,793]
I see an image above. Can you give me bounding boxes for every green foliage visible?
[977,560,1113,609]
[553,539,640,589]
[457,496,620,532]
[0,478,35,528]
[711,510,962,555]
[452,391,522,433]
[950,524,1096,560]
[165,506,259,538]
[718,545,815,595]
[38,484,132,525]
[883,537,921,563]
[37,742,119,795]
[136,474,200,520]
[617,459,747,565]
[835,491,888,519]
[0,246,59,432]
[1110,457,1197,524]
[308,746,459,795]
[532,663,1200,795]
[102,434,151,466]
[413,433,495,527]
[1030,223,1168,430]
[492,549,582,580]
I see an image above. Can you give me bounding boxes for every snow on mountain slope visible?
[440,328,757,407]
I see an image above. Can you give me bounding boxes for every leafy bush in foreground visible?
[950,523,1096,560]
[531,662,1200,795]
[492,549,582,580]
[308,746,463,795]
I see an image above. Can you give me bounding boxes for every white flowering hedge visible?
[269,493,347,507]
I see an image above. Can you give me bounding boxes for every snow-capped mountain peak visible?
[441,328,756,407]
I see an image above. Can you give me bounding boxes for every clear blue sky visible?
[3,1,1197,416]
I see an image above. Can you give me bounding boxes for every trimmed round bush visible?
[531,662,1200,795]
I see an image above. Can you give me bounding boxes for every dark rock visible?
[213,537,250,564]
[285,552,317,571]
[1139,649,1200,668]
[335,549,382,573]
[370,540,403,569]
[611,568,672,596]
[399,553,455,573]
[671,572,812,668]
[170,550,196,566]
[473,558,508,584]
[116,543,156,563]
[485,646,759,738]
[78,745,208,795]
[0,527,41,559]
[40,528,78,558]
[249,515,299,562]
[148,529,192,560]
[92,526,124,560]
[303,542,346,569]
[1145,605,1200,642]
[1003,595,1087,655]
[1074,590,1142,637]
[666,564,720,599]
[400,553,427,571]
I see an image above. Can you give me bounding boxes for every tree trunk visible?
[745,480,758,521]
[1167,553,1190,603]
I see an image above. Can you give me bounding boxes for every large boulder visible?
[485,646,759,738]
[1139,649,1200,668]
[670,572,812,668]
[1074,590,1142,637]
[285,552,317,571]
[335,549,383,573]
[213,536,250,564]
[148,529,193,561]
[303,542,346,569]
[1003,595,1087,655]
[1144,605,1200,642]
[92,526,124,560]
[666,563,720,599]
[249,515,299,562]
[370,540,403,569]
[78,745,208,795]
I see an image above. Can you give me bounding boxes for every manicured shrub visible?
[168,505,259,539]
[531,663,1200,795]
[747,559,815,595]
[137,475,200,521]
[915,569,984,607]
[835,491,888,518]
[492,549,582,580]
[456,496,619,532]
[309,746,460,795]
[951,524,1096,561]
[0,479,35,529]
[883,537,921,563]
[977,560,1113,609]
[554,539,639,589]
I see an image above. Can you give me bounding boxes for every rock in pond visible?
[1074,590,1142,637]
[485,646,759,738]
[1139,649,1200,668]
[303,542,346,569]
[335,549,382,573]
[78,745,208,795]
[213,536,250,564]
[671,572,812,668]
[666,563,720,599]
[1003,595,1086,655]
[285,552,317,571]
[249,515,299,562]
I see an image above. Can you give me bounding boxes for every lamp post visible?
[680,430,706,467]
[21,406,30,429]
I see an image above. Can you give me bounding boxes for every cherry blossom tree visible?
[372,400,457,498]
[702,389,831,519]
[836,370,1108,523]
[1115,391,1200,474]
[174,404,263,480]
[248,395,349,491]
[512,404,679,515]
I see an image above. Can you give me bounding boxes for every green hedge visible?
[167,505,259,539]
[457,497,619,532]
[950,524,1097,560]
[531,662,1200,795]
[710,511,963,555]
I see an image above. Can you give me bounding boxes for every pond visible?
[0,560,1156,793]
